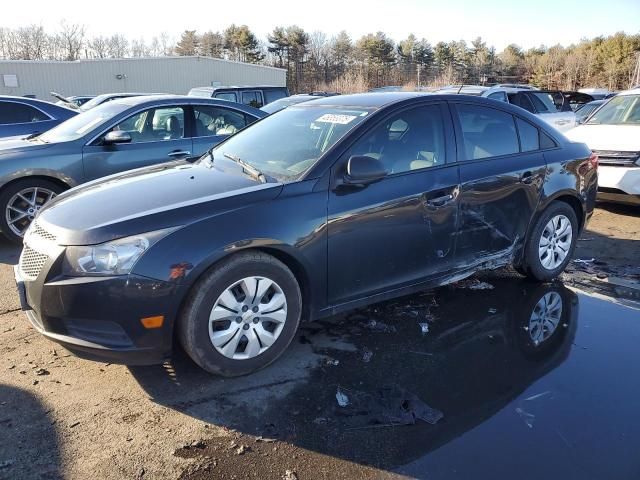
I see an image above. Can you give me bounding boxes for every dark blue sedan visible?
[0,96,78,139]
[0,95,266,242]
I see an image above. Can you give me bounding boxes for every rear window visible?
[456,104,519,160]
[0,102,49,124]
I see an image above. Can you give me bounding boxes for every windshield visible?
[40,103,129,143]
[587,95,640,125]
[210,105,373,181]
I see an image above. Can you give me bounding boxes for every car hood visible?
[37,160,283,245]
[0,137,53,154]
[565,124,640,151]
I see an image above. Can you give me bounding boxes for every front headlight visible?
[62,228,175,276]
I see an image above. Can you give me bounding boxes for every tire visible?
[521,202,578,282]
[177,251,302,377]
[0,178,65,244]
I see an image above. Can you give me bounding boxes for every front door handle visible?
[426,194,454,208]
[168,150,191,158]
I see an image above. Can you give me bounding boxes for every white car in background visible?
[565,87,640,205]
[482,86,576,132]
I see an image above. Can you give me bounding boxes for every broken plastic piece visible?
[418,322,430,334]
[336,388,350,407]
[361,348,373,363]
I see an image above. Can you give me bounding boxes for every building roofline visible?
[0,55,286,72]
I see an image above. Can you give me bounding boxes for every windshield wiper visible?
[25,132,41,140]
[223,153,267,183]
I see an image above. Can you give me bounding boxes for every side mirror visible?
[343,155,388,187]
[103,130,132,145]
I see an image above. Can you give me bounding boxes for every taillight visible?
[578,152,598,176]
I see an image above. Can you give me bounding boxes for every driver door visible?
[327,103,460,305]
[82,105,193,181]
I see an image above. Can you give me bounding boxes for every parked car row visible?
[11,90,597,377]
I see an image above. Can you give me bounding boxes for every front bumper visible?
[15,264,178,365]
[597,165,640,195]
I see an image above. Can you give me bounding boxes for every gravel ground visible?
[0,203,638,480]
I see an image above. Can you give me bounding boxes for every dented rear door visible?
[451,102,546,268]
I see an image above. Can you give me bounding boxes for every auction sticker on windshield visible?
[315,114,358,124]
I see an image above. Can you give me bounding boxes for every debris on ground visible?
[455,278,495,290]
[360,318,397,333]
[235,445,250,455]
[0,460,14,470]
[488,308,497,314]
[360,348,373,363]
[418,322,430,335]
[283,470,299,480]
[34,368,49,376]
[336,388,350,407]
[515,407,535,428]
[323,358,340,367]
[335,384,443,427]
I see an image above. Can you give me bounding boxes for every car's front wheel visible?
[0,179,65,243]
[520,202,578,281]
[178,251,302,376]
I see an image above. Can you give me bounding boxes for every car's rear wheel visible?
[521,202,578,281]
[0,179,64,243]
[178,251,302,376]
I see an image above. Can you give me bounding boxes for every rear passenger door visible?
[82,105,193,180]
[191,105,255,157]
[451,102,547,268]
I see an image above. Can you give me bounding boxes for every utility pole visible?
[417,63,422,88]
[631,52,640,89]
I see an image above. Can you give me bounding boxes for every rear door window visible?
[508,93,536,113]
[241,91,264,108]
[456,104,519,160]
[193,105,248,136]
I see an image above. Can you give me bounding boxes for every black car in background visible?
[16,93,597,377]
[188,86,289,108]
[0,96,78,139]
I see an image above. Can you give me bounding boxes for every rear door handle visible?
[168,150,191,158]
[520,171,534,184]
[426,194,454,208]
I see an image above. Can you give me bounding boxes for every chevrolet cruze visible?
[15,93,598,376]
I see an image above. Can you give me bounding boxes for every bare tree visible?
[58,21,85,60]
[130,38,150,57]
[107,34,129,58]
[87,36,109,58]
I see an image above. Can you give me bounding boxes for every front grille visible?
[19,245,48,280]
[31,221,56,242]
[592,150,640,167]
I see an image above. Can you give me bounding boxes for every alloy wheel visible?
[209,276,287,360]
[5,187,56,237]
[528,291,563,345]
[538,214,572,270]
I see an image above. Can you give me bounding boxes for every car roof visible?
[192,85,286,91]
[0,94,76,112]
[105,94,268,116]
[300,92,431,108]
[617,87,640,96]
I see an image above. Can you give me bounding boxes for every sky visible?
[4,0,640,50]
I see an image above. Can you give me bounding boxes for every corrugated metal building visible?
[0,56,287,100]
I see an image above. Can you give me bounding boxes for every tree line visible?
[1,22,639,93]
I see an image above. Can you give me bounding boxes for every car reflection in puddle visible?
[132,277,640,479]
